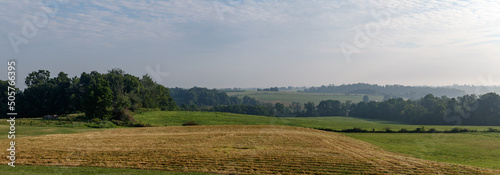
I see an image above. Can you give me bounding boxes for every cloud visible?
[1,0,500,88]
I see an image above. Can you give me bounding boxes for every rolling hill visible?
[2,125,497,174]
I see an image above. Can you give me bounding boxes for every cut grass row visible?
[0,165,212,175]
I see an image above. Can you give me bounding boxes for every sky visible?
[1,0,500,89]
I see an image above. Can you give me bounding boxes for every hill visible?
[134,111,500,131]
[301,83,467,99]
[132,111,500,170]
[1,125,497,174]
[226,91,384,104]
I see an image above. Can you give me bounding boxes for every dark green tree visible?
[80,71,113,120]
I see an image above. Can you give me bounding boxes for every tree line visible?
[199,93,500,126]
[170,87,259,110]
[1,69,177,126]
[301,83,467,99]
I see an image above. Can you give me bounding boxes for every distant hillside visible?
[301,83,467,99]
[445,85,500,95]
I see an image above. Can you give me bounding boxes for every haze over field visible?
[2,0,500,89]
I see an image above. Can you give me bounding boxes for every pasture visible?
[344,132,500,170]
[134,111,500,132]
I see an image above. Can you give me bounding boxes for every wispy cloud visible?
[1,0,499,88]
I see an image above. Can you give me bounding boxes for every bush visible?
[342,128,366,132]
[414,127,425,132]
[399,128,408,133]
[488,128,499,132]
[85,121,117,128]
[182,121,199,126]
[427,128,437,133]
[134,108,161,115]
[448,128,472,133]
[384,127,393,133]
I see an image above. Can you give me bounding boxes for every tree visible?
[25,70,50,87]
[291,102,303,114]
[363,95,370,103]
[80,71,113,120]
[0,80,10,117]
[317,100,342,116]
[303,102,317,117]
[275,102,285,115]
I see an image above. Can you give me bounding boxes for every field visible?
[3,111,500,174]
[344,132,500,170]
[226,91,384,104]
[135,111,500,131]
[1,125,497,174]
[133,111,500,170]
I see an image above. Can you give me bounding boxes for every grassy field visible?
[134,111,500,131]
[1,125,496,174]
[226,91,384,104]
[3,111,500,173]
[344,132,500,170]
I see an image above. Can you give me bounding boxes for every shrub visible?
[342,128,366,132]
[414,127,425,132]
[427,128,437,133]
[448,128,472,133]
[85,121,117,128]
[488,128,499,132]
[399,128,408,133]
[129,123,146,127]
[384,127,393,133]
[182,121,199,126]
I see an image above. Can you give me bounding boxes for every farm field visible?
[134,111,500,170]
[226,91,384,104]
[134,111,500,131]
[1,125,497,174]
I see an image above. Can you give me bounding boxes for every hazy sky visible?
[2,0,500,89]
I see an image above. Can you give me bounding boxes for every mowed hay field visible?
[2,125,498,174]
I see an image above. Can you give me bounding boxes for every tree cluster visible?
[9,69,177,125]
[257,87,279,92]
[170,87,259,110]
[304,93,500,126]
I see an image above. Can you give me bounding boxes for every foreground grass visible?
[343,132,500,170]
[135,111,500,131]
[226,91,384,104]
[1,125,496,174]
[0,165,212,175]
